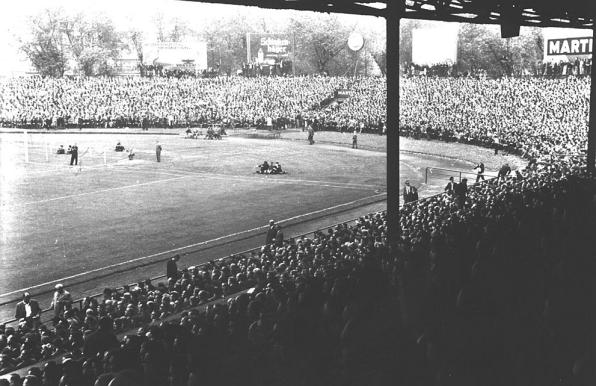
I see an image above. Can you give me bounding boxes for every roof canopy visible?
[182,0,595,28]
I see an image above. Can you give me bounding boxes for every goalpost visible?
[21,132,108,167]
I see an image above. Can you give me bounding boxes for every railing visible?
[424,166,497,184]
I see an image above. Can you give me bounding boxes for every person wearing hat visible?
[265,220,277,245]
[166,255,181,282]
[403,181,419,204]
[51,284,72,321]
[15,292,41,326]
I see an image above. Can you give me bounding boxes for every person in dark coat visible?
[403,181,419,204]
[166,255,181,282]
[444,176,456,195]
[307,124,315,145]
[274,225,284,247]
[454,178,468,207]
[265,220,277,245]
[498,163,511,182]
[474,162,485,183]
[156,141,162,162]
[83,317,119,358]
[15,293,41,323]
[70,144,78,165]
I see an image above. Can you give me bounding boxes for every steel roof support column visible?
[386,0,401,245]
[588,25,596,175]
[387,1,411,330]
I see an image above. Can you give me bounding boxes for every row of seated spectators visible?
[2,155,596,386]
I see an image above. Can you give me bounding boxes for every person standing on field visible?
[156,141,162,162]
[70,143,78,165]
[308,125,315,145]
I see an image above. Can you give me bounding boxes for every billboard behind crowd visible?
[143,41,208,70]
[411,23,459,66]
[543,28,592,63]
[246,33,293,64]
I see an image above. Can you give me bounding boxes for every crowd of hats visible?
[400,76,590,159]
[0,75,387,133]
[0,76,352,130]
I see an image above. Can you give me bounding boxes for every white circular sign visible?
[348,32,364,52]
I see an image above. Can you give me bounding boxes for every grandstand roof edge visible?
[180,0,595,28]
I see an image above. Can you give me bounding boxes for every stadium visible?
[0,0,595,385]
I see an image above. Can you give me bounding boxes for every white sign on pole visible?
[411,23,459,66]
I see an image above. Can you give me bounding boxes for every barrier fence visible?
[424,166,498,185]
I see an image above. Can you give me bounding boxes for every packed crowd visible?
[0,76,345,130]
[2,75,592,155]
[303,76,386,134]
[400,76,591,158]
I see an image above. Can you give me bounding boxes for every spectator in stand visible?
[454,178,468,207]
[444,176,456,195]
[274,225,284,247]
[166,255,181,282]
[498,163,512,182]
[82,317,118,359]
[474,162,485,183]
[14,293,41,326]
[51,284,72,322]
[403,181,418,204]
[265,220,276,245]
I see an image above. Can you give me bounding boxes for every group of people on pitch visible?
[256,160,286,174]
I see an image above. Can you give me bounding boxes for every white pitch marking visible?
[162,168,385,190]
[0,192,387,298]
[9,175,192,206]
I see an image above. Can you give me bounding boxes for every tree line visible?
[21,8,546,78]
[400,20,545,78]
[20,9,386,77]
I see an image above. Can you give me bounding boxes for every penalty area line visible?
[0,192,387,299]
